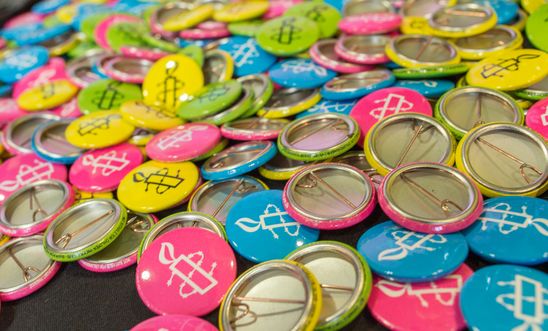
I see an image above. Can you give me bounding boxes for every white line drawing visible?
[378,228,447,261]
[231,38,260,67]
[235,204,300,239]
[307,100,357,114]
[540,106,548,127]
[0,160,54,192]
[280,60,328,76]
[156,125,209,151]
[370,93,414,119]
[478,203,548,236]
[82,151,130,176]
[158,241,218,299]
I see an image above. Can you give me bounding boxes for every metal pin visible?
[472,93,485,127]
[127,216,149,233]
[395,123,434,167]
[6,246,41,282]
[297,171,357,209]
[212,178,245,217]
[330,75,383,88]
[475,137,542,183]
[210,147,266,169]
[29,187,49,223]
[401,173,464,213]
[54,210,114,248]
[290,119,345,145]
[445,9,487,17]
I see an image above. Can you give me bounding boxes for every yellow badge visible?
[65,110,135,149]
[117,160,199,213]
[401,16,434,35]
[142,54,204,110]
[120,100,184,131]
[162,4,214,31]
[74,188,113,203]
[213,1,269,22]
[17,79,78,111]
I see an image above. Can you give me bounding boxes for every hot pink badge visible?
[0,153,67,205]
[146,123,221,162]
[3,12,43,28]
[368,264,473,331]
[51,97,82,118]
[0,98,27,127]
[350,87,432,147]
[131,315,218,331]
[263,0,302,19]
[12,57,67,98]
[69,143,143,193]
[525,98,548,140]
[136,227,237,316]
[120,46,169,61]
[94,14,140,51]
[179,21,231,40]
[309,41,373,74]
[339,13,402,35]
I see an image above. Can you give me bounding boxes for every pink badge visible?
[146,123,221,162]
[179,21,231,40]
[525,98,548,140]
[131,315,218,331]
[334,38,391,65]
[69,143,143,193]
[3,12,43,28]
[350,87,432,147]
[102,57,153,84]
[368,264,473,331]
[0,98,27,127]
[0,154,68,205]
[51,97,82,118]
[309,41,373,74]
[339,13,402,35]
[94,14,140,51]
[12,58,67,98]
[0,38,6,50]
[119,46,170,61]
[136,227,237,316]
[263,0,302,19]
[0,259,61,302]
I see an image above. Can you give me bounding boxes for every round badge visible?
[176,80,243,120]
[369,264,473,331]
[214,1,269,22]
[514,76,548,101]
[428,4,497,38]
[256,16,320,56]
[0,153,67,205]
[226,190,319,263]
[259,153,311,181]
[357,221,468,282]
[258,88,321,118]
[120,100,183,131]
[334,34,391,65]
[285,2,341,38]
[142,54,204,110]
[136,227,236,316]
[17,79,78,112]
[296,98,358,119]
[65,111,135,149]
[269,59,337,89]
[385,34,460,68]
[69,143,143,193]
[454,25,523,61]
[77,79,142,114]
[526,4,548,52]
[321,70,395,100]
[2,113,60,155]
[0,98,26,126]
[283,163,376,229]
[31,119,84,164]
[218,36,277,77]
[203,49,234,85]
[237,74,273,117]
[131,315,218,331]
[220,117,289,141]
[0,46,49,84]
[351,87,433,147]
[12,57,67,99]
[101,56,153,84]
[105,21,149,53]
[162,4,214,31]
[464,196,547,266]
[43,198,127,262]
[473,0,519,24]
[394,79,455,98]
[118,160,199,213]
[310,39,373,74]
[526,98,548,140]
[339,12,402,35]
[179,21,231,40]
[466,49,548,91]
[227,19,262,37]
[94,14,140,51]
[392,63,470,79]
[146,123,221,162]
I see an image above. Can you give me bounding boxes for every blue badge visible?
[460,264,547,331]
[321,72,395,100]
[201,142,277,181]
[31,122,81,164]
[472,0,518,24]
[2,23,43,41]
[394,79,455,98]
[14,24,72,47]
[357,221,468,282]
[268,59,337,89]
[111,0,155,15]
[32,0,70,15]
[324,0,346,12]
[0,83,12,97]
[296,98,357,118]
[464,196,547,266]
[72,4,112,31]
[226,190,320,263]
[218,36,276,77]
[0,46,49,84]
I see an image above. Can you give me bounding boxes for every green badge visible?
[67,40,101,59]
[227,19,263,37]
[179,44,205,67]
[526,4,548,52]
[106,21,149,52]
[142,33,180,53]
[256,16,320,56]
[81,13,112,41]
[393,63,470,79]
[77,79,142,114]
[284,2,341,38]
[199,87,254,125]
[177,80,243,120]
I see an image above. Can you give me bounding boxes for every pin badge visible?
[392,63,470,79]
[321,70,395,100]
[259,153,312,181]
[343,0,396,16]
[138,212,226,259]
[0,180,74,237]
[401,0,457,18]
[29,119,82,164]
[428,3,497,38]
[201,140,277,181]
[334,34,391,65]
[69,142,143,193]
[237,74,273,118]
[269,58,337,89]
[257,88,321,118]
[369,264,473,331]
[286,241,372,330]
[226,190,320,262]
[296,98,357,119]
[256,16,320,57]
[39,29,79,57]
[514,76,548,102]
[77,78,142,114]
[0,47,49,84]
[309,39,373,74]
[393,79,455,98]
[217,36,276,77]
[176,80,243,121]
[333,150,383,187]
[162,4,214,31]
[339,12,402,35]
[17,79,78,112]
[43,198,127,262]
[101,56,153,84]
[283,163,376,230]
[378,162,483,234]
[456,123,547,197]
[385,34,460,68]
[65,110,135,149]
[78,211,156,272]
[203,49,234,85]
[149,2,194,37]
[2,113,60,155]
[357,221,468,282]
[0,235,61,301]
[65,50,105,88]
[278,113,360,161]
[188,176,268,225]
[525,98,548,140]
[460,265,547,331]
[435,86,524,140]
[120,100,183,132]
[131,315,218,331]
[219,260,322,331]
[180,21,231,40]
[136,227,237,316]
[454,25,523,61]
[284,2,342,38]
[221,117,289,141]
[526,3,548,52]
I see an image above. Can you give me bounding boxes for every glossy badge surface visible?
[269,58,337,89]
[131,315,218,331]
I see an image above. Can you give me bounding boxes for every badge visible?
[17,79,78,112]
[162,4,214,31]
[393,79,455,98]
[321,70,395,100]
[131,315,217,331]
[526,3,548,52]
[0,46,49,84]
[77,79,142,114]
[428,3,497,38]
[296,98,357,119]
[258,88,321,118]
[177,80,243,120]
[218,36,277,77]
[310,39,373,74]
[65,110,135,149]
[526,98,548,140]
[120,100,183,131]
[12,57,67,99]
[213,1,269,22]
[268,58,337,89]
[2,113,60,155]
[339,12,402,35]
[31,119,84,164]
[256,16,320,56]
[285,2,342,38]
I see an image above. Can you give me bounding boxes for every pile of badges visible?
[0,0,546,330]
